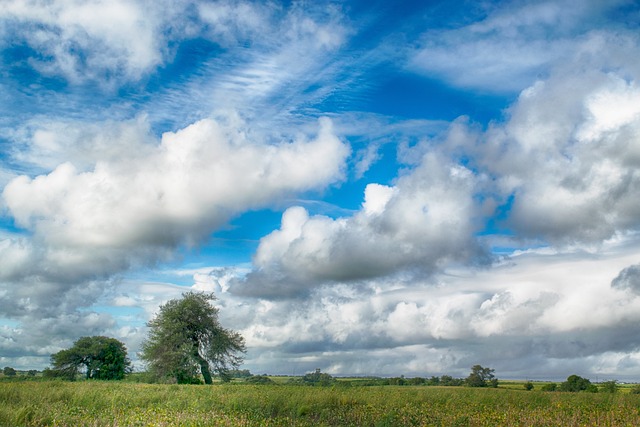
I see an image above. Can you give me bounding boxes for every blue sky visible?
[2,0,640,381]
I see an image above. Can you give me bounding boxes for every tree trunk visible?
[193,351,213,384]
[84,361,92,380]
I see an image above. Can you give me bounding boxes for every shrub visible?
[599,380,618,393]
[245,375,275,384]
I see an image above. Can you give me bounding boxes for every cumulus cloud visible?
[222,22,640,376]
[612,264,640,294]
[231,143,490,299]
[479,33,640,244]
[0,116,348,318]
[224,237,640,378]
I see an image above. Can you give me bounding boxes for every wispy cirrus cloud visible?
[409,0,632,93]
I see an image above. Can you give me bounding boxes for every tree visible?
[245,375,275,384]
[3,366,17,377]
[140,291,246,384]
[302,369,335,386]
[524,381,534,391]
[50,336,131,380]
[439,375,464,386]
[465,365,498,387]
[559,374,598,393]
[600,380,618,393]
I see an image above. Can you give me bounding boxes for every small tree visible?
[302,368,335,386]
[600,380,618,394]
[524,381,534,391]
[559,375,598,393]
[466,365,498,387]
[50,336,131,380]
[140,292,246,384]
[3,366,17,377]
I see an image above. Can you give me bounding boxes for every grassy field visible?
[2,381,640,426]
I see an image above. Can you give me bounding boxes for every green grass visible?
[2,381,640,426]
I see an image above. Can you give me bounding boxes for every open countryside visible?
[3,375,640,426]
[5,293,640,426]
[4,1,640,426]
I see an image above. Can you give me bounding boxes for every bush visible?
[599,380,618,393]
[559,375,597,393]
[245,375,275,384]
[302,369,335,386]
[3,367,17,377]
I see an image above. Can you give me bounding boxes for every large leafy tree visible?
[50,336,131,380]
[465,365,498,387]
[140,292,246,384]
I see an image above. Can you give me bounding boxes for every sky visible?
[1,0,640,382]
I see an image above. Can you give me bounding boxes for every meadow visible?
[2,381,640,426]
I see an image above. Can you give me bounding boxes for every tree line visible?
[5,291,634,392]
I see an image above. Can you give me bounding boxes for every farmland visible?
[2,380,640,426]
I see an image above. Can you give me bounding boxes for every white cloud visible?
[231,143,490,298]
[0,115,348,320]
[478,37,640,243]
[221,236,640,379]
[0,0,166,84]
[0,0,350,90]
[410,0,629,92]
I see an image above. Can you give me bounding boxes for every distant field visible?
[3,381,640,426]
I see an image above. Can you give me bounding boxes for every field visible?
[2,381,640,426]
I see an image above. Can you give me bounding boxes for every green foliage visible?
[408,376,426,385]
[439,375,465,386]
[302,369,335,386]
[541,382,557,392]
[3,381,640,426]
[630,384,640,394]
[3,366,17,377]
[50,336,131,381]
[245,375,276,384]
[559,375,598,393]
[524,381,534,391]
[599,380,618,393]
[228,369,253,378]
[387,376,407,385]
[465,365,498,387]
[140,291,246,385]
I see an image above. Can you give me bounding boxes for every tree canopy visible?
[50,336,131,380]
[302,369,335,386]
[3,366,17,377]
[559,374,598,393]
[140,291,246,384]
[465,365,498,387]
